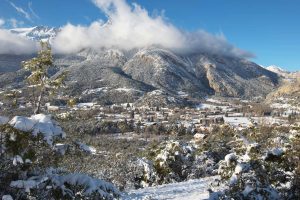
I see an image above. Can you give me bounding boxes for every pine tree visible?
[22,42,66,114]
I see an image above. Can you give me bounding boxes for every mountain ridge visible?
[0,26,282,105]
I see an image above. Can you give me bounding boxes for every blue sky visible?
[0,0,299,71]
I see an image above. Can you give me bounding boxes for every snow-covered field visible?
[123,176,220,200]
[224,117,251,128]
[271,103,299,111]
[205,98,223,104]
[197,103,229,110]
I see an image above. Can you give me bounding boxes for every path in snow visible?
[123,176,220,200]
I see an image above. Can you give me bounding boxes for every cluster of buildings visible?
[67,101,253,132]
[67,96,299,133]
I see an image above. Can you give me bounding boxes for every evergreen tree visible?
[22,42,66,114]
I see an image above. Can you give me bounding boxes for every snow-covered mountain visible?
[266,65,288,74]
[0,25,282,104]
[123,48,279,98]
[10,26,59,42]
[266,65,299,79]
[0,46,280,103]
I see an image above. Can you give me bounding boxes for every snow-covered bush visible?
[214,127,300,200]
[8,114,66,145]
[284,129,300,199]
[132,158,158,188]
[0,116,63,169]
[50,172,120,199]
[7,169,120,199]
[197,125,236,160]
[0,114,120,199]
[0,114,65,198]
[218,151,281,199]
[135,139,219,187]
[56,111,72,120]
[187,151,219,179]
[147,140,196,184]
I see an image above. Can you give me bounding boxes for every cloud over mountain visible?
[53,0,253,58]
[0,0,253,57]
[0,29,37,54]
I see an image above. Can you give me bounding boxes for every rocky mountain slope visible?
[0,26,281,104]
[123,48,279,98]
[267,77,300,100]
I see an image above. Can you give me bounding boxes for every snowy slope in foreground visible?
[123,176,221,200]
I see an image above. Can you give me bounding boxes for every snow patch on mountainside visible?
[82,87,109,95]
[266,65,290,77]
[266,65,286,73]
[265,65,300,80]
[114,88,143,93]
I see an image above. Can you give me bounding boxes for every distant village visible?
[1,87,299,136]
[50,97,300,134]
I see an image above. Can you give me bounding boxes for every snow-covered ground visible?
[77,102,95,108]
[252,116,286,125]
[197,103,229,110]
[177,91,189,97]
[82,87,109,95]
[123,176,221,200]
[75,141,97,155]
[271,103,299,111]
[224,117,251,128]
[205,98,223,104]
[114,88,143,93]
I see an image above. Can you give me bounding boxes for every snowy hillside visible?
[266,65,290,77]
[266,65,300,80]
[266,65,286,73]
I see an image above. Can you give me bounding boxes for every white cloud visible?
[8,18,24,28]
[53,0,185,54]
[28,2,40,19]
[9,1,32,21]
[0,29,37,54]
[53,0,253,58]
[0,19,5,27]
[0,0,252,57]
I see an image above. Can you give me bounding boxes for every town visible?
[2,88,298,136]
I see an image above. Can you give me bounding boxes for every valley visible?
[0,1,299,199]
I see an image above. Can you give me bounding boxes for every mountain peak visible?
[266,65,287,73]
[10,25,59,42]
